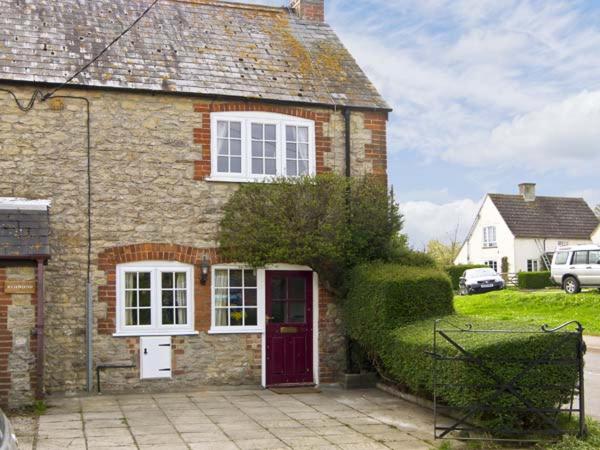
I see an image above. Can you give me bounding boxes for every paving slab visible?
[18,386,444,449]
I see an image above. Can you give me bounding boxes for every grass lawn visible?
[454,288,600,335]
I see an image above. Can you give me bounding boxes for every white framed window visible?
[115,262,195,336]
[527,259,539,272]
[484,260,498,272]
[210,266,262,333]
[483,226,497,248]
[209,112,316,182]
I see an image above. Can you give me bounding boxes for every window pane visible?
[125,273,136,289]
[288,301,305,323]
[214,288,228,307]
[265,159,276,175]
[139,309,151,325]
[230,157,242,173]
[252,158,263,174]
[215,309,228,326]
[272,278,286,300]
[214,270,228,288]
[289,277,305,300]
[265,141,276,158]
[287,161,297,176]
[231,309,243,326]
[162,290,173,307]
[252,123,263,140]
[217,121,228,138]
[230,270,243,286]
[298,160,308,175]
[286,126,296,141]
[244,270,257,287]
[175,308,187,325]
[298,143,309,159]
[125,290,136,307]
[265,125,276,141]
[139,290,151,307]
[230,139,242,156]
[573,252,588,264]
[217,156,228,172]
[175,272,186,288]
[230,122,241,139]
[139,273,151,289]
[298,127,309,142]
[126,309,137,326]
[286,143,297,159]
[217,138,228,155]
[162,272,173,289]
[590,251,600,265]
[246,308,257,326]
[252,140,262,157]
[162,309,174,325]
[230,289,243,306]
[272,302,285,323]
[245,288,257,306]
[175,290,186,307]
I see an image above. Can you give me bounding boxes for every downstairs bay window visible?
[209,112,316,182]
[115,262,195,336]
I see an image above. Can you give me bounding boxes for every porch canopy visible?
[0,198,50,260]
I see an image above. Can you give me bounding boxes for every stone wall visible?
[0,83,387,394]
[0,265,37,408]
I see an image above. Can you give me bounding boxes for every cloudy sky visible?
[247,0,600,248]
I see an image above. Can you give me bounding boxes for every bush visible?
[518,271,553,289]
[344,263,454,352]
[382,317,579,433]
[445,264,486,290]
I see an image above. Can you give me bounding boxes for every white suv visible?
[551,244,600,294]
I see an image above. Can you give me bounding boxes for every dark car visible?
[459,268,505,295]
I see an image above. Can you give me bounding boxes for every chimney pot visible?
[290,0,325,22]
[519,183,536,202]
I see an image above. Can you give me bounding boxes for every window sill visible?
[482,245,498,249]
[113,330,199,337]
[208,328,264,335]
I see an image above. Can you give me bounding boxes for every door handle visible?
[266,316,274,322]
[144,348,148,355]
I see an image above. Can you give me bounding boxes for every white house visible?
[455,183,600,273]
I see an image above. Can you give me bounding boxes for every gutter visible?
[343,108,352,177]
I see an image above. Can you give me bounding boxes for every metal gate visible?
[430,319,586,443]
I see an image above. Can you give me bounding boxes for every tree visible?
[218,174,404,291]
[426,223,462,267]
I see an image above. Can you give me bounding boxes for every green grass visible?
[455,288,600,335]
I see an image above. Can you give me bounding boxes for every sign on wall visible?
[4,280,36,294]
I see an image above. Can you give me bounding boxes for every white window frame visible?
[483,226,497,248]
[209,265,265,334]
[484,260,498,272]
[114,261,196,337]
[527,259,539,272]
[208,112,316,182]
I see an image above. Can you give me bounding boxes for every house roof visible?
[0,0,389,110]
[488,194,599,239]
[0,199,51,259]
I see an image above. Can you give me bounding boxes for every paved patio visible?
[14,387,444,450]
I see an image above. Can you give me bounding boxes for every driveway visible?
[14,387,445,450]
[585,336,600,420]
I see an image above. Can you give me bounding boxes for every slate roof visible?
[0,0,389,110]
[0,208,50,258]
[489,194,599,239]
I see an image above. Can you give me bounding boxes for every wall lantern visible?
[200,254,210,285]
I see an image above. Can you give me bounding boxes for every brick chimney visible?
[519,183,536,202]
[290,0,325,22]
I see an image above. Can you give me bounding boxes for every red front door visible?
[266,271,313,386]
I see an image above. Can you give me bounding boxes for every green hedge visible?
[518,271,553,289]
[344,263,454,352]
[382,317,579,432]
[445,264,487,290]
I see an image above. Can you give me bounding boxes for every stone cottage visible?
[0,0,390,407]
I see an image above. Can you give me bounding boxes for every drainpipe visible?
[35,258,45,400]
[343,108,351,178]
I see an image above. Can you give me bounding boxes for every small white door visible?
[140,336,172,379]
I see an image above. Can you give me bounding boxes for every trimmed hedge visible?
[382,317,579,432]
[344,263,454,351]
[518,271,553,289]
[445,264,486,290]
[344,263,581,435]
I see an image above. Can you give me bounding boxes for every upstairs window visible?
[210,112,316,182]
[483,226,497,248]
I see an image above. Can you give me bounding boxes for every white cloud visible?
[443,90,600,174]
[400,199,480,249]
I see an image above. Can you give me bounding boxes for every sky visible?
[244,0,600,248]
